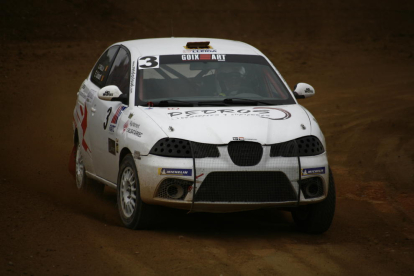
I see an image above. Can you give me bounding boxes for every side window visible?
[106,48,131,94]
[91,46,120,88]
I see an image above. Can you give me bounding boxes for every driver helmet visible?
[216,64,246,92]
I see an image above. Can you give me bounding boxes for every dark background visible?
[1,0,413,275]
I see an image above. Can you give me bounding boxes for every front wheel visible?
[291,168,336,234]
[117,154,154,229]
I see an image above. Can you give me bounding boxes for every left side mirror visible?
[293,83,315,99]
[98,85,123,101]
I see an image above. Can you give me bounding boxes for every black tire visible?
[117,154,154,229]
[291,168,336,234]
[75,143,104,196]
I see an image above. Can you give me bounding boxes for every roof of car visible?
[118,37,264,56]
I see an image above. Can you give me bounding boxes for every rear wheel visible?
[291,168,336,234]
[75,143,104,195]
[117,154,154,229]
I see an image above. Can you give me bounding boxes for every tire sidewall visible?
[117,154,142,228]
[75,143,87,190]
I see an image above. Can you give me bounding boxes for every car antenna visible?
[171,18,174,38]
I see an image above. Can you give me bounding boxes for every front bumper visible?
[136,146,329,212]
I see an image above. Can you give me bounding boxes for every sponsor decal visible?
[86,90,94,104]
[302,167,325,176]
[108,138,116,155]
[158,168,192,176]
[233,137,257,141]
[167,107,179,110]
[126,120,142,137]
[109,124,116,133]
[122,120,129,133]
[253,107,291,120]
[196,173,204,179]
[129,121,140,129]
[103,91,113,97]
[167,107,291,121]
[128,113,134,119]
[304,88,313,93]
[190,49,217,53]
[126,128,143,138]
[78,90,87,100]
[130,61,136,94]
[111,106,127,124]
[181,54,226,61]
[94,70,102,80]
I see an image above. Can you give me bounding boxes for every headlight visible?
[149,138,220,158]
[270,136,324,157]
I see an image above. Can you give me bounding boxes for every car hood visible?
[139,104,311,144]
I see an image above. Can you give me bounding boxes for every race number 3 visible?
[139,56,159,69]
[103,107,112,130]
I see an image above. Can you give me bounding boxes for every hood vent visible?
[185,41,211,49]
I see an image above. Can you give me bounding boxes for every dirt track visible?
[1,0,414,275]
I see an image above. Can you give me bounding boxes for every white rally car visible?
[70,38,335,233]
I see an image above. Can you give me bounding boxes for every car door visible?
[80,45,120,175]
[89,46,131,183]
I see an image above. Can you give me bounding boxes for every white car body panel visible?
[139,104,311,145]
[72,37,331,213]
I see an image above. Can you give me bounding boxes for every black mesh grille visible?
[270,136,324,157]
[298,177,324,199]
[194,172,297,202]
[227,142,263,166]
[150,138,219,158]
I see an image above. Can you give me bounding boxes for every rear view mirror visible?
[98,85,123,101]
[293,83,315,99]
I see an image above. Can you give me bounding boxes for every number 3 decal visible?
[139,56,159,69]
[103,107,112,130]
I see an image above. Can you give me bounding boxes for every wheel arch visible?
[119,147,132,167]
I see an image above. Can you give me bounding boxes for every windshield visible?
[135,54,295,106]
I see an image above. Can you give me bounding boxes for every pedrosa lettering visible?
[168,109,270,117]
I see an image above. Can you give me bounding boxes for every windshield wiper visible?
[155,99,194,107]
[197,98,273,106]
[197,101,228,106]
[222,98,273,105]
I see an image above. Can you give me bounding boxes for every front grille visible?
[227,141,263,166]
[150,138,219,158]
[194,172,297,202]
[270,136,324,157]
